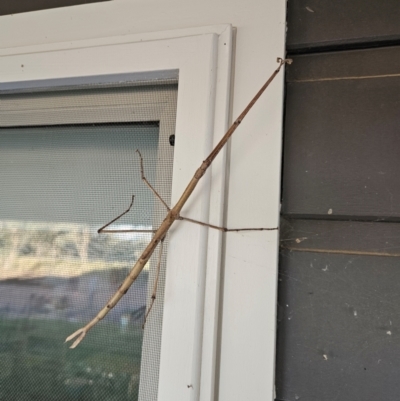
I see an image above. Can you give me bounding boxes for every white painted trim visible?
[0,24,231,56]
[0,25,233,401]
[199,27,232,401]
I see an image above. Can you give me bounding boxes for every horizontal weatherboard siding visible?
[282,46,400,220]
[286,0,400,51]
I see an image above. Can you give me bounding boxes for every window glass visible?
[0,83,176,401]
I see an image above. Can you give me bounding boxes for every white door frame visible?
[0,24,233,401]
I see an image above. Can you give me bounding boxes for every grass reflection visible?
[0,221,150,401]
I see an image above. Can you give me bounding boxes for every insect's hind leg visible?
[142,236,165,328]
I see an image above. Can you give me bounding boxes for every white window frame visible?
[0,24,233,401]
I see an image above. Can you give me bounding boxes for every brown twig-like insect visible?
[65,57,292,348]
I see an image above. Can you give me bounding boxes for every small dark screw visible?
[169,134,175,146]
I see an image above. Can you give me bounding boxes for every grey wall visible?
[276,2,400,400]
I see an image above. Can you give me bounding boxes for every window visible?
[0,82,177,401]
[0,25,233,400]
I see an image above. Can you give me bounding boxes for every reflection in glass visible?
[0,124,161,400]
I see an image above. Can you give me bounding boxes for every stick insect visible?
[65,57,292,348]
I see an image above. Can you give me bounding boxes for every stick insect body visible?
[65,57,292,348]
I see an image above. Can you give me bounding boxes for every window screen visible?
[0,82,177,401]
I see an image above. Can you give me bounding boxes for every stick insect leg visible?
[98,150,169,235]
[98,195,156,234]
[142,236,165,328]
[136,149,170,211]
[178,215,278,232]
